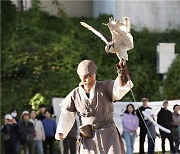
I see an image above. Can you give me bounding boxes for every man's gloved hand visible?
[116,60,131,85]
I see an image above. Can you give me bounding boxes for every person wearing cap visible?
[10,108,20,154]
[18,110,35,154]
[157,100,175,154]
[55,59,133,154]
[1,114,18,154]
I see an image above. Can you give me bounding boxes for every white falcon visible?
[80,17,134,62]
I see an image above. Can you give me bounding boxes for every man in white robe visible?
[55,59,133,154]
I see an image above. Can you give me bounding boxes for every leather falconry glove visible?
[116,60,131,86]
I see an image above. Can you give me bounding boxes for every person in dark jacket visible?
[1,114,18,154]
[136,96,151,154]
[10,108,20,154]
[157,100,175,154]
[42,109,56,154]
[18,111,35,154]
[37,104,46,121]
[63,120,78,154]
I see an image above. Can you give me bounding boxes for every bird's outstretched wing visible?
[107,17,134,50]
[80,22,109,44]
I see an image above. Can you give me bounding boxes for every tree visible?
[163,55,180,99]
[1,1,180,117]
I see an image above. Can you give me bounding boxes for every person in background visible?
[10,108,20,154]
[10,108,19,123]
[37,104,46,121]
[63,120,78,154]
[136,96,152,154]
[122,103,139,154]
[172,104,180,153]
[18,111,35,154]
[42,109,56,154]
[55,60,133,154]
[1,114,18,154]
[144,109,158,154]
[30,110,45,154]
[157,100,175,154]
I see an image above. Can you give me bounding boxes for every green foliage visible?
[163,55,180,99]
[1,0,16,51]
[1,1,180,117]
[29,93,49,111]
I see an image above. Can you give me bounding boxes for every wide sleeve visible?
[112,79,134,101]
[55,90,77,139]
[60,90,77,112]
[55,108,76,140]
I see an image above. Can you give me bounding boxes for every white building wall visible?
[40,0,93,17]
[93,0,180,32]
[11,0,93,17]
[93,0,116,18]
[11,0,180,32]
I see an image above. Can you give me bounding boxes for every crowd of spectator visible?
[1,98,180,154]
[1,105,78,154]
[122,97,180,154]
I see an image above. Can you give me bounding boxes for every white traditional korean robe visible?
[56,79,133,154]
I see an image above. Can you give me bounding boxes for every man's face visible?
[45,111,51,118]
[141,97,149,106]
[79,74,96,92]
[163,102,168,109]
[40,107,46,114]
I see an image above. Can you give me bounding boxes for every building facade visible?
[11,0,180,32]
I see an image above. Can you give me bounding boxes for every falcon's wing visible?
[80,22,109,44]
[107,18,134,50]
[112,30,134,50]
